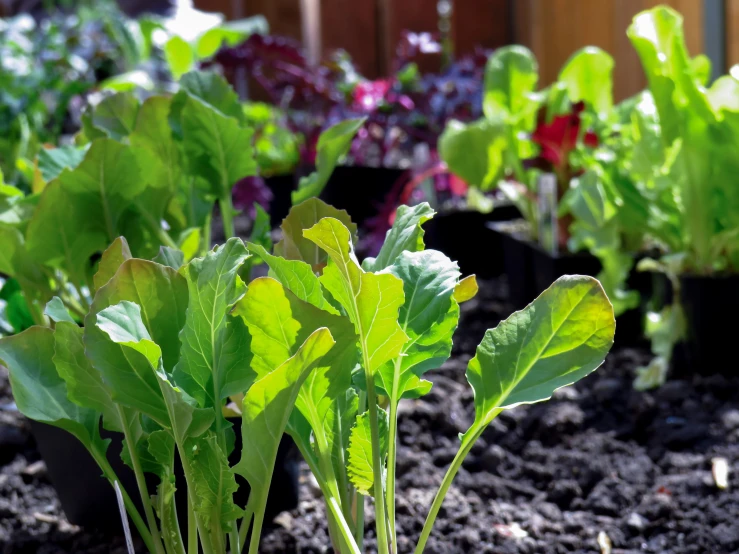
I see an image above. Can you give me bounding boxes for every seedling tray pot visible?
[424,205,520,278]
[29,418,299,532]
[318,166,406,226]
[265,173,297,227]
[493,225,535,310]
[679,273,739,375]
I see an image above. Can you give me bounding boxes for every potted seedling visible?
[0,195,616,553]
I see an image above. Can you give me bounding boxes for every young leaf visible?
[303,217,408,374]
[453,275,478,303]
[173,239,253,408]
[292,118,366,204]
[83,93,141,141]
[37,145,89,182]
[0,328,107,454]
[558,46,614,115]
[274,198,357,269]
[84,259,188,426]
[376,250,461,400]
[153,247,185,270]
[44,296,75,323]
[347,410,389,497]
[53,321,123,432]
[187,434,243,532]
[93,237,133,291]
[26,140,147,282]
[234,327,335,508]
[438,118,507,190]
[463,275,615,442]
[181,96,256,201]
[483,45,539,120]
[177,71,244,123]
[246,242,335,312]
[363,203,436,272]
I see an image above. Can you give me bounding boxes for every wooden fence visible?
[196,0,737,100]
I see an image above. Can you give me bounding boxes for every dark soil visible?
[2,277,738,553]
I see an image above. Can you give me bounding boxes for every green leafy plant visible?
[0,197,615,553]
[0,70,262,334]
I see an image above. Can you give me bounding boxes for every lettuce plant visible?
[0,70,263,333]
[0,197,615,553]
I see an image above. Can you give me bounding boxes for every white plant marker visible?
[114,480,135,554]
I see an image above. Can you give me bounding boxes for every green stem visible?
[386,397,400,554]
[187,494,198,554]
[121,414,166,554]
[229,520,240,554]
[219,195,235,240]
[413,419,495,554]
[93,452,157,554]
[364,361,390,554]
[354,391,367,551]
[237,503,254,553]
[202,211,213,255]
[247,494,267,554]
[325,496,362,554]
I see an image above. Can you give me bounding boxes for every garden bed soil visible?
[1,277,738,553]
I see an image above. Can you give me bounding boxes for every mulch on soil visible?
[1,277,737,554]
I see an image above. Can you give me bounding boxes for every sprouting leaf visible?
[483,45,539,121]
[463,276,614,442]
[558,46,614,114]
[0,328,107,454]
[181,96,256,200]
[363,203,436,271]
[187,434,243,532]
[234,328,335,509]
[173,239,254,408]
[292,118,366,204]
[347,410,388,497]
[84,259,188,426]
[96,301,163,367]
[246,242,336,312]
[44,297,75,323]
[304,217,408,374]
[454,275,478,303]
[164,36,195,80]
[375,250,461,400]
[93,237,133,291]
[153,247,185,270]
[37,145,89,182]
[438,117,508,190]
[83,93,141,141]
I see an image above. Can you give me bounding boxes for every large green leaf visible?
[483,45,539,120]
[347,410,388,497]
[304,218,408,374]
[463,276,614,442]
[181,96,256,200]
[274,198,357,269]
[26,139,147,281]
[83,93,141,141]
[438,117,507,190]
[246,242,335,313]
[558,46,614,115]
[84,259,188,426]
[376,250,461,400]
[363,203,435,272]
[292,118,366,204]
[234,327,335,508]
[0,327,107,453]
[173,239,253,408]
[177,71,244,123]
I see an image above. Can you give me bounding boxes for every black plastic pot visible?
[423,205,521,278]
[679,274,739,375]
[30,418,299,533]
[318,166,407,226]
[264,174,296,227]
